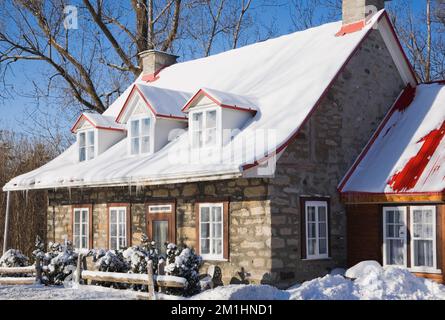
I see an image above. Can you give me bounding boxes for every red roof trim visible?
[181,88,257,114]
[337,84,417,193]
[70,114,126,133]
[116,84,188,123]
[335,20,366,37]
[243,12,417,173]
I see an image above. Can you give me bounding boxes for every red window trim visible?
[71,204,94,249]
[145,200,177,246]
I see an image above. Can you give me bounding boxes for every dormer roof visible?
[182,88,257,114]
[116,84,190,123]
[71,113,126,133]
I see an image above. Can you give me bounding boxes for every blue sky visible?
[0,1,426,135]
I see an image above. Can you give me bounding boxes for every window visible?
[191,109,218,148]
[109,207,128,250]
[304,201,329,259]
[383,207,407,267]
[199,203,224,260]
[129,116,151,155]
[78,130,95,162]
[410,206,437,272]
[73,207,90,249]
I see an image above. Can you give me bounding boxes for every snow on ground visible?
[1,264,445,300]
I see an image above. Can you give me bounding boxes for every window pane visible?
[212,206,222,222]
[119,237,126,249]
[307,207,316,222]
[214,223,222,238]
[308,222,316,238]
[119,210,125,223]
[193,113,203,130]
[413,240,433,267]
[87,131,94,146]
[319,222,327,238]
[206,111,216,128]
[131,120,140,137]
[201,239,210,254]
[82,223,87,237]
[142,118,150,132]
[79,147,86,162]
[110,237,117,250]
[387,239,404,265]
[74,223,80,237]
[386,211,394,223]
[213,239,222,255]
[307,239,316,255]
[110,223,117,237]
[82,210,88,223]
[110,210,117,224]
[153,221,168,254]
[119,223,125,237]
[319,239,327,255]
[318,206,326,222]
[201,223,210,238]
[141,136,150,153]
[74,210,80,224]
[79,132,86,147]
[131,137,140,155]
[74,236,80,249]
[82,236,87,249]
[201,207,210,222]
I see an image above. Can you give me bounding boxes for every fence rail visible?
[0,257,42,285]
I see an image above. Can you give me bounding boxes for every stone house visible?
[3,1,424,288]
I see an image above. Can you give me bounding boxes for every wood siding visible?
[346,203,445,283]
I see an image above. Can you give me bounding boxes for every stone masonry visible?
[47,29,405,288]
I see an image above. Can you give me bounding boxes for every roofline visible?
[181,88,257,114]
[116,85,188,123]
[337,83,417,193]
[2,170,242,192]
[340,190,445,204]
[70,114,126,134]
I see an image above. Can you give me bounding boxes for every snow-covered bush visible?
[0,249,30,277]
[164,243,203,296]
[38,241,79,285]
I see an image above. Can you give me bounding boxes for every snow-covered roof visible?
[116,84,191,122]
[4,10,411,191]
[182,87,258,113]
[340,82,445,195]
[71,113,126,133]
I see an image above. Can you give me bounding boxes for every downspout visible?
[3,191,11,255]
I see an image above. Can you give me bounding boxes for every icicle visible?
[68,187,72,201]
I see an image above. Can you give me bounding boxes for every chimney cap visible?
[138,49,179,59]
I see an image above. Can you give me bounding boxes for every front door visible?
[146,203,176,253]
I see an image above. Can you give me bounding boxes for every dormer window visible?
[129,116,152,155]
[191,109,218,148]
[78,130,95,162]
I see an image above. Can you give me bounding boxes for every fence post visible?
[35,256,42,284]
[75,253,82,284]
[147,260,156,300]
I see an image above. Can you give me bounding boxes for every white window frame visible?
[304,201,329,260]
[73,208,89,249]
[128,114,154,156]
[189,107,221,149]
[410,206,438,273]
[109,207,127,250]
[148,204,173,213]
[78,129,96,162]
[199,203,224,261]
[382,206,408,267]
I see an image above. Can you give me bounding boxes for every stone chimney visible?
[337,0,388,36]
[138,50,178,81]
[342,0,386,25]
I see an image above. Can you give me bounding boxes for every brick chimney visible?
[138,50,178,82]
[337,0,389,36]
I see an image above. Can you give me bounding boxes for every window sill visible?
[409,268,442,275]
[302,257,332,262]
[201,257,228,263]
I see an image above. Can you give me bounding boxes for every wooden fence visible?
[0,257,42,285]
[75,255,187,300]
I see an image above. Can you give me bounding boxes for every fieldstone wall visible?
[47,178,272,285]
[265,29,405,287]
